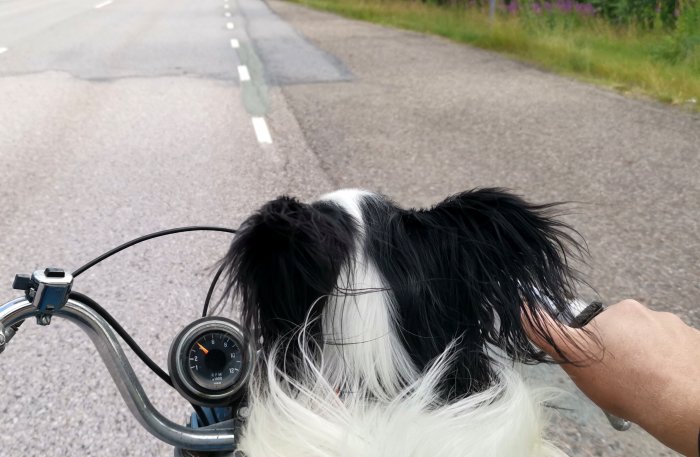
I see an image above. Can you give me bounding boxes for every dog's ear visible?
[364,188,587,395]
[220,196,357,355]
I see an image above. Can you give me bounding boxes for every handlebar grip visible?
[569,300,632,432]
[570,301,605,328]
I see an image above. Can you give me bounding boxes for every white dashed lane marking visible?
[94,0,112,8]
[251,117,272,144]
[0,47,8,55]
[222,3,272,145]
[237,65,250,81]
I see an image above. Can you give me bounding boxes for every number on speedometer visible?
[187,332,243,390]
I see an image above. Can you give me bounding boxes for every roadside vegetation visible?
[289,0,700,110]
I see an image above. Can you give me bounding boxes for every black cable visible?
[70,291,211,425]
[69,291,173,386]
[202,264,226,318]
[72,226,237,278]
[193,404,209,427]
[68,227,238,425]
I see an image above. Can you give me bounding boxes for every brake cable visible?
[201,263,226,318]
[69,225,236,373]
[68,226,237,424]
[72,226,237,278]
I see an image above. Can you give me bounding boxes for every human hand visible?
[525,299,700,457]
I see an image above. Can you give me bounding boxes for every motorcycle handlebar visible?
[0,297,236,452]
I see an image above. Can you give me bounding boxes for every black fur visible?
[221,189,586,399]
[221,197,357,365]
[360,189,584,396]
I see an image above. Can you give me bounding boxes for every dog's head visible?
[220,188,585,400]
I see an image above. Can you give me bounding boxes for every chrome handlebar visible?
[0,297,236,452]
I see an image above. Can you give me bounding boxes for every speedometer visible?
[168,317,255,406]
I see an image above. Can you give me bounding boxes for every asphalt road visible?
[0,0,697,456]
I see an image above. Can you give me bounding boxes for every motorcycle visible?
[0,226,628,456]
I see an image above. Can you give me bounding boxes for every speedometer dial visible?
[188,331,243,390]
[168,317,255,406]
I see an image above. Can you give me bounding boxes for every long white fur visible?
[238,339,567,457]
[238,189,569,457]
[319,189,417,400]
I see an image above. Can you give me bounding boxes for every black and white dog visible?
[221,188,585,457]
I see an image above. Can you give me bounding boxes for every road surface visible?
[0,0,697,455]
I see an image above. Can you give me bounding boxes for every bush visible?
[656,0,700,69]
[420,0,684,28]
[591,0,679,28]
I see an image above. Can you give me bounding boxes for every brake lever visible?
[570,301,632,432]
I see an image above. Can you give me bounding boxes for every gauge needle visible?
[196,342,209,355]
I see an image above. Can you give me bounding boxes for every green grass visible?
[288,0,700,110]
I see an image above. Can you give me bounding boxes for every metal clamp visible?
[13,268,73,325]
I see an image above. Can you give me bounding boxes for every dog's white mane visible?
[239,348,566,457]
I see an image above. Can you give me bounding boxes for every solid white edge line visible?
[230,39,239,49]
[94,0,112,8]
[251,117,272,144]
[237,65,250,82]
[0,47,8,55]
[226,22,234,29]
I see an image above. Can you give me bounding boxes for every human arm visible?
[526,299,700,457]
